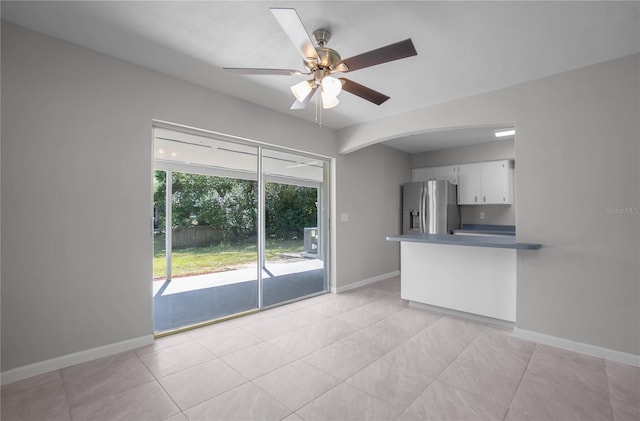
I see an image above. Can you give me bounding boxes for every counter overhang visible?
[386,233,541,250]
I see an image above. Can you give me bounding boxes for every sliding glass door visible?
[152,125,328,333]
[262,150,327,307]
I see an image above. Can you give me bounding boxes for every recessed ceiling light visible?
[494,128,515,138]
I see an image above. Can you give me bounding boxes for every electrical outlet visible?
[479,212,485,220]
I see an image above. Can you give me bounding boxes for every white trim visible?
[329,158,337,295]
[1,335,154,385]
[165,169,172,280]
[514,328,640,368]
[152,119,333,162]
[408,301,515,329]
[332,271,400,294]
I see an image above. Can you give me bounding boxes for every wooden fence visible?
[171,226,223,248]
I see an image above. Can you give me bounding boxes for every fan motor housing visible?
[303,29,342,72]
[304,47,341,72]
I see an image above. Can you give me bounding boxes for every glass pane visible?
[153,170,167,281]
[153,128,259,332]
[262,150,326,307]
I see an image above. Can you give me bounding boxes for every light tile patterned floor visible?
[2,276,639,420]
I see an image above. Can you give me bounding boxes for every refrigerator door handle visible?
[420,186,426,233]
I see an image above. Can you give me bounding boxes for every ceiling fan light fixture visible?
[224,8,418,113]
[321,91,340,109]
[291,79,314,102]
[321,75,342,97]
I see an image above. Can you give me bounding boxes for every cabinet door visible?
[412,165,458,183]
[429,165,458,184]
[481,160,512,204]
[457,163,482,204]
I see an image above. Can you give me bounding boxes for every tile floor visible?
[2,277,639,420]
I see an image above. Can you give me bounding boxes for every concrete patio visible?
[153,258,325,332]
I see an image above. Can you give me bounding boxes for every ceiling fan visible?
[223,8,417,110]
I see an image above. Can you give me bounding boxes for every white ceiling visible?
[2,1,639,151]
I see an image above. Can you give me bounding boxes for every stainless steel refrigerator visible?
[402,180,460,235]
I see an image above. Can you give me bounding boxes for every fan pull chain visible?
[315,91,322,126]
[315,91,318,123]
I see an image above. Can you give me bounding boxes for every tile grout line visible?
[501,342,538,420]
[603,361,618,421]
[251,294,414,417]
[134,336,233,419]
[247,356,314,417]
[177,306,370,417]
[391,319,491,419]
[133,349,187,419]
[261,301,392,418]
[58,371,74,421]
[318,310,449,417]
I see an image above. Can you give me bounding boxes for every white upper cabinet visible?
[412,165,458,184]
[481,160,513,204]
[457,160,513,205]
[457,163,483,204]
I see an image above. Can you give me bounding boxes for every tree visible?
[153,171,317,244]
[265,183,317,239]
[153,170,167,231]
[169,173,257,242]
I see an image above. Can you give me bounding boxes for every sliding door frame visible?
[257,147,265,309]
[152,120,331,316]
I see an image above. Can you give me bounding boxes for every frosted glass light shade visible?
[321,76,342,97]
[321,91,339,109]
[291,80,313,102]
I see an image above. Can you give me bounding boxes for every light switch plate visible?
[340,212,349,222]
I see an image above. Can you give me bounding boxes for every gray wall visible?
[3,19,638,375]
[513,55,639,356]
[411,140,516,226]
[334,144,410,290]
[338,54,640,356]
[0,23,404,372]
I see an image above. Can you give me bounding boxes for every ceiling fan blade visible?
[339,78,390,105]
[290,86,318,110]
[223,67,305,76]
[270,8,319,64]
[336,39,417,73]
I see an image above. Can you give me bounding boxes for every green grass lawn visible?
[154,237,305,279]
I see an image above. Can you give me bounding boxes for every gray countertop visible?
[452,224,516,236]
[386,233,541,250]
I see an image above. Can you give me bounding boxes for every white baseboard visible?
[1,334,154,385]
[332,271,400,294]
[408,301,515,329]
[513,328,640,368]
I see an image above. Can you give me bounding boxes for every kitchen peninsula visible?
[387,226,540,323]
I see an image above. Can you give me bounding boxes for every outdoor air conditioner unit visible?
[303,227,318,254]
